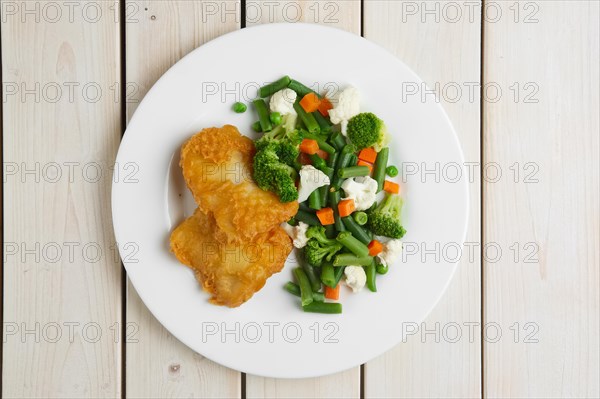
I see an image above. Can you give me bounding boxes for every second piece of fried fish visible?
[170,208,292,307]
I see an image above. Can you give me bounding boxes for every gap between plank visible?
[119,1,127,398]
[479,1,486,398]
[0,14,4,396]
[360,1,365,397]
[240,1,246,396]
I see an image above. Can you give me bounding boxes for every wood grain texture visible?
[483,1,599,397]
[124,1,241,398]
[2,1,122,397]
[362,1,482,397]
[244,1,360,398]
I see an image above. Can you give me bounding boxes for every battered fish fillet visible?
[170,208,292,307]
[180,125,298,242]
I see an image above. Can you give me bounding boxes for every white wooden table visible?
[2,1,598,397]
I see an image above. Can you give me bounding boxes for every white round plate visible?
[112,23,468,378]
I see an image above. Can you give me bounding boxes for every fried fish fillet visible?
[180,125,298,242]
[170,208,292,307]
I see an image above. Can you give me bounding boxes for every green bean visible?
[333,253,373,267]
[270,112,282,125]
[283,281,301,296]
[287,79,320,98]
[386,165,398,177]
[329,131,347,151]
[327,152,339,168]
[318,188,328,209]
[293,268,314,307]
[353,211,368,226]
[309,154,327,170]
[252,121,262,132]
[259,75,291,97]
[328,190,345,232]
[253,99,272,132]
[336,231,370,257]
[338,166,370,179]
[365,262,377,292]
[336,144,355,169]
[295,209,320,226]
[333,265,346,285]
[302,301,342,314]
[332,144,355,189]
[301,261,322,292]
[348,154,358,166]
[342,216,372,245]
[324,224,336,239]
[318,166,334,207]
[308,189,322,210]
[313,111,332,133]
[284,282,326,301]
[299,202,314,213]
[373,147,389,192]
[293,102,320,134]
[232,102,247,113]
[320,261,337,288]
[283,281,325,302]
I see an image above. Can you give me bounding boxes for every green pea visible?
[251,121,262,132]
[386,165,398,177]
[270,111,282,125]
[232,102,247,113]
[376,262,389,275]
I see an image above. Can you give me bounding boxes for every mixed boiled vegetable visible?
[237,76,407,314]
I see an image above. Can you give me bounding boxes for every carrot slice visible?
[324,284,340,300]
[338,199,356,218]
[316,208,335,225]
[368,240,383,256]
[358,147,377,163]
[317,97,333,116]
[357,160,373,174]
[316,149,329,160]
[299,93,321,113]
[383,180,400,194]
[299,138,319,155]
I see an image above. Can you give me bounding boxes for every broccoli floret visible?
[253,143,299,202]
[367,193,406,239]
[304,238,343,267]
[346,112,390,151]
[306,226,338,245]
[253,114,303,202]
[255,116,300,167]
[277,141,300,166]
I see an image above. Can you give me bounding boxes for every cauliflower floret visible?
[344,266,366,293]
[341,176,378,211]
[297,165,330,202]
[377,239,403,266]
[328,87,360,135]
[281,221,309,248]
[269,88,297,115]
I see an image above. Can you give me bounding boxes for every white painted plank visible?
[484,1,599,397]
[124,1,241,398]
[363,1,482,397]
[2,1,122,397]
[244,1,360,398]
